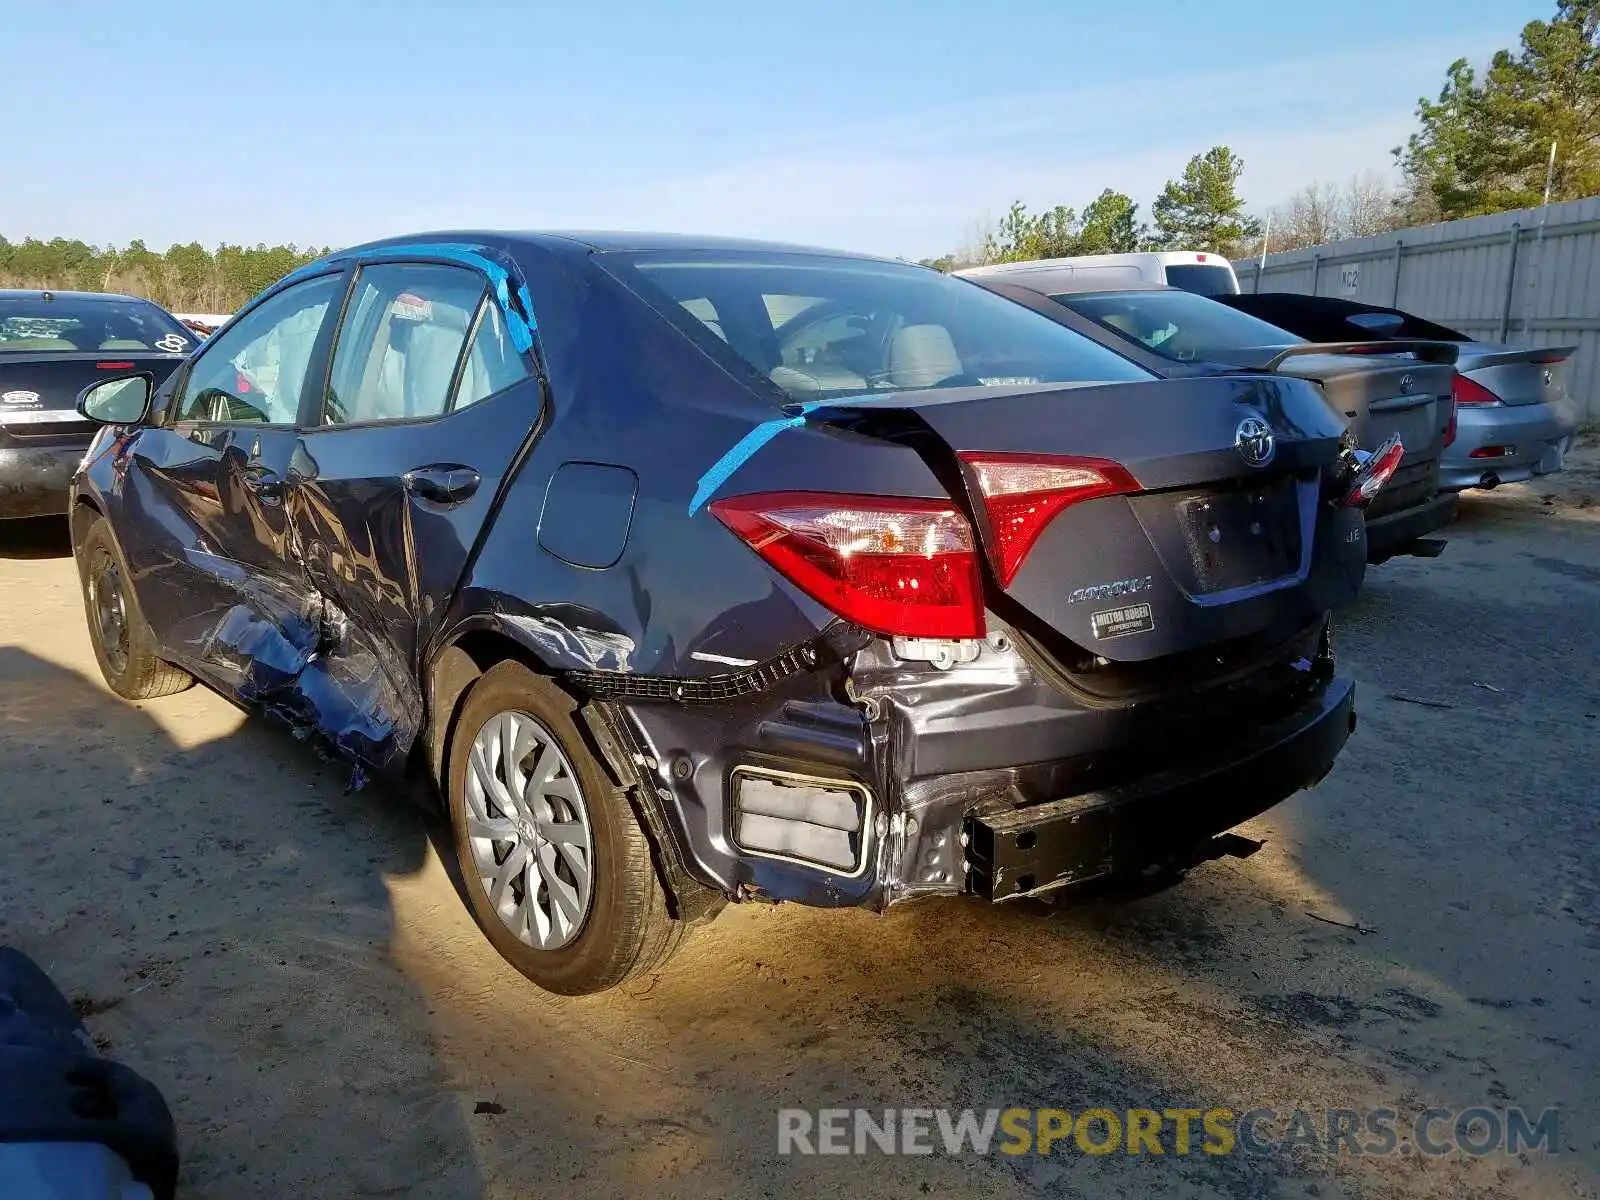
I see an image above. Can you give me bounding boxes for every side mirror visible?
[77,374,153,425]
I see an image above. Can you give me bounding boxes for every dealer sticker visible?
[1090,602,1154,640]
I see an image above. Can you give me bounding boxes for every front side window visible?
[1054,290,1302,363]
[175,274,341,424]
[321,262,485,426]
[0,296,193,354]
[602,252,1152,403]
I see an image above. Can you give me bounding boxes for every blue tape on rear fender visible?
[277,242,538,354]
[688,399,838,516]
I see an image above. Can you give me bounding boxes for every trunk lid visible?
[1455,342,1576,407]
[1200,342,1455,521]
[806,374,1361,663]
[0,352,183,442]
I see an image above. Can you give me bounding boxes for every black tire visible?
[76,516,192,701]
[446,661,682,995]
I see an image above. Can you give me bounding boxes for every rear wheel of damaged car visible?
[76,515,192,701]
[446,660,682,995]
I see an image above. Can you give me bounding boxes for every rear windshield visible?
[0,296,193,354]
[1161,264,1239,296]
[603,252,1153,402]
[1053,289,1301,363]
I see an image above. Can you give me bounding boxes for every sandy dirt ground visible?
[2,441,1597,1199]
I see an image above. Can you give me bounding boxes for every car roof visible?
[334,230,897,263]
[0,288,149,303]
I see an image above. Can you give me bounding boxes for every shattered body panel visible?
[74,231,1364,917]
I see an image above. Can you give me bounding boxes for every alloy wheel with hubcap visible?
[465,709,596,950]
[446,661,687,994]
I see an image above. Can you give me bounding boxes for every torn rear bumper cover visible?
[600,625,1355,911]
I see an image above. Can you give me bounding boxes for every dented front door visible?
[117,273,345,687]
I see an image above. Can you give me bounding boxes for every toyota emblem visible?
[1235,416,1275,468]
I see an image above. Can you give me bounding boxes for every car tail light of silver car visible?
[710,492,986,638]
[730,766,874,874]
[1453,375,1503,407]
[1341,435,1405,509]
[958,453,1141,586]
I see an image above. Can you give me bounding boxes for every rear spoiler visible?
[1229,341,1461,372]
[1459,344,1578,370]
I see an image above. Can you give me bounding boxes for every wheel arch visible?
[424,619,564,799]
[69,493,104,546]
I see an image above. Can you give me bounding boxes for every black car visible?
[961,271,1459,563]
[1,291,194,520]
[70,233,1399,994]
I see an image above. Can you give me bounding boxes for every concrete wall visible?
[1236,195,1600,421]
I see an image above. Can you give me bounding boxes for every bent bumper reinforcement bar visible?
[965,676,1357,901]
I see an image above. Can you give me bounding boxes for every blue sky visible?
[0,0,1545,259]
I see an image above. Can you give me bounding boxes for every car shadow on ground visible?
[0,646,489,1199]
[0,516,73,559]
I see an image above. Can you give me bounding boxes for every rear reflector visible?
[1470,445,1512,459]
[710,491,985,639]
[959,453,1140,586]
[1452,375,1502,406]
[96,361,135,370]
[1342,435,1405,508]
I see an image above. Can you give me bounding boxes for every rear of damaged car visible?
[71,236,1382,995]
[442,244,1374,984]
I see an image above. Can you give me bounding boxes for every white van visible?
[958,250,1240,296]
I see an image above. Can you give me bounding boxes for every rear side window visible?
[0,296,192,354]
[1161,265,1239,296]
[1055,290,1300,363]
[452,298,533,410]
[603,252,1152,403]
[321,263,485,425]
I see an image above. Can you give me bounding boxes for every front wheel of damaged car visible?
[446,661,684,995]
[76,515,193,701]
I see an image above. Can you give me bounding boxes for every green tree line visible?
[926,0,1597,269]
[0,237,330,313]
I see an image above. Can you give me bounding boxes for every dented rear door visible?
[272,261,547,770]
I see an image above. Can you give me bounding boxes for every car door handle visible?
[403,465,480,506]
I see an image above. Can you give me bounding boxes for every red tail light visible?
[709,492,985,639]
[959,453,1140,586]
[96,361,135,370]
[1342,436,1405,508]
[1452,375,1502,406]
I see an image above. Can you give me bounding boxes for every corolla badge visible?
[2,390,41,406]
[1234,416,1275,467]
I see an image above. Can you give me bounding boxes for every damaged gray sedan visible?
[68,233,1397,994]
